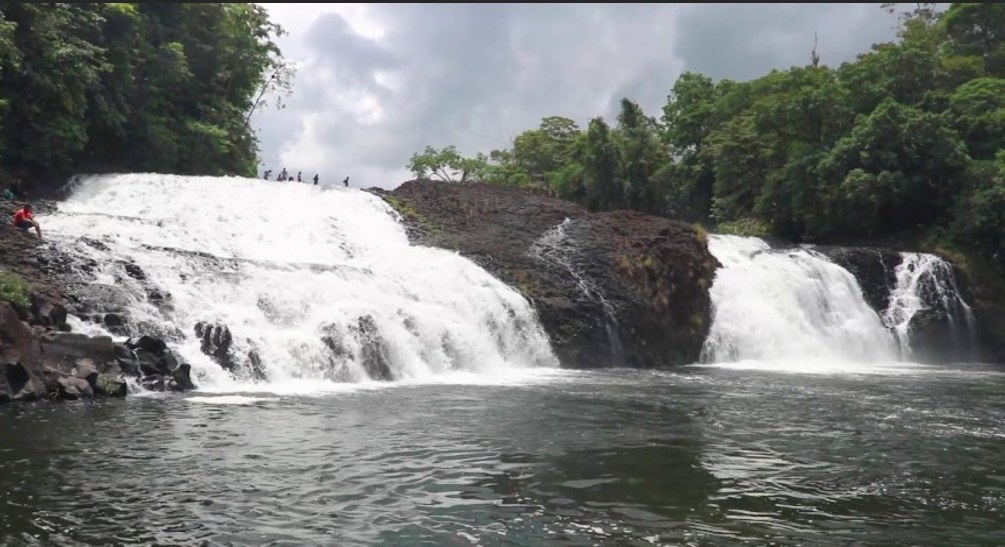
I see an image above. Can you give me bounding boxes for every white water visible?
[701,234,979,373]
[701,235,900,366]
[43,174,559,392]
[884,252,977,360]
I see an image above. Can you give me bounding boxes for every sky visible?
[250,3,908,189]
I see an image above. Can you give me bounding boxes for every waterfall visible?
[883,252,977,360]
[701,235,899,364]
[43,174,559,391]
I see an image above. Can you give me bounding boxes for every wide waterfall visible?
[701,234,977,368]
[43,174,559,391]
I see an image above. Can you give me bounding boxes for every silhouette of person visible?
[313,174,319,185]
[343,176,349,188]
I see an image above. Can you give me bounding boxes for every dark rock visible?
[817,246,903,313]
[126,335,167,355]
[195,321,233,367]
[377,180,720,369]
[353,315,392,380]
[103,313,126,328]
[123,262,146,281]
[171,363,195,391]
[30,293,68,330]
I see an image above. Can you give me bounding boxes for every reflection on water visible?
[2,366,1005,546]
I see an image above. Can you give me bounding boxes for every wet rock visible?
[816,246,903,313]
[57,376,93,400]
[353,315,392,381]
[378,180,719,369]
[73,358,100,388]
[96,373,127,397]
[102,312,128,334]
[30,293,68,330]
[172,363,195,391]
[123,262,146,281]
[63,282,134,317]
[194,321,265,381]
[195,321,233,367]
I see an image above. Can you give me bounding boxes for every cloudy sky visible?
[251,3,908,189]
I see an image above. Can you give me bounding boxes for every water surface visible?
[3,365,1004,546]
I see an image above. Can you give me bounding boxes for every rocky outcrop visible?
[817,246,902,313]
[0,197,195,403]
[373,180,720,369]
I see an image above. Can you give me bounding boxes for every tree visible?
[943,3,1005,76]
[406,145,488,183]
[0,3,291,186]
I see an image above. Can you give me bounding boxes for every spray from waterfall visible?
[43,174,559,392]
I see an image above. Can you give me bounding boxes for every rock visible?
[58,376,93,400]
[73,358,99,388]
[194,321,266,381]
[817,246,903,313]
[39,332,115,372]
[195,321,233,367]
[96,373,127,397]
[353,315,392,380]
[30,293,68,330]
[171,363,195,391]
[126,335,167,355]
[377,180,720,368]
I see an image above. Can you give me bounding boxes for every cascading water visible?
[701,235,899,365]
[43,174,559,391]
[883,252,977,360]
[530,218,625,366]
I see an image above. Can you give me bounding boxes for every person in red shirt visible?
[12,203,41,237]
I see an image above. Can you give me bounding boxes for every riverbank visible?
[0,198,194,402]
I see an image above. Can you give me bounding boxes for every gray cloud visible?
[251,3,908,189]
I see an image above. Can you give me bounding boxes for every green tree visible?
[947,77,1005,159]
[0,3,292,187]
[943,3,1005,76]
[814,99,970,238]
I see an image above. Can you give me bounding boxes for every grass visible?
[0,271,31,310]
[714,217,771,238]
[692,223,709,245]
[382,196,441,235]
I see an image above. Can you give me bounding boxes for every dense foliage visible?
[0,3,292,188]
[406,3,1005,270]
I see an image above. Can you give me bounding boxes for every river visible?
[3,363,1004,546]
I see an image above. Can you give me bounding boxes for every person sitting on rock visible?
[13,203,41,237]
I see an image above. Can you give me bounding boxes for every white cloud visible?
[249,3,905,189]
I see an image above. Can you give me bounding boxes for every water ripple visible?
[2,369,1005,545]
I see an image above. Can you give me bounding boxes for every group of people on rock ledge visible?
[263,168,350,188]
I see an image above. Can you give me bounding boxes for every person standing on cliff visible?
[13,203,41,238]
